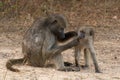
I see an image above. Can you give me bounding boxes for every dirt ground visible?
[0,24,120,80]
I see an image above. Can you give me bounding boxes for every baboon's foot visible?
[95,69,102,73]
[81,65,89,69]
[72,67,80,72]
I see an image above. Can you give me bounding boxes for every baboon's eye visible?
[80,30,85,34]
[52,20,57,24]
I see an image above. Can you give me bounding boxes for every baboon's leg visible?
[89,44,101,73]
[84,48,90,68]
[74,46,80,69]
[52,53,79,71]
[52,53,64,70]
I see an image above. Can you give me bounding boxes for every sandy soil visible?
[0,26,120,80]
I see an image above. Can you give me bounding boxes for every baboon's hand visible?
[72,37,80,46]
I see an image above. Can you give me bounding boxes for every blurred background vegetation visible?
[0,0,120,30]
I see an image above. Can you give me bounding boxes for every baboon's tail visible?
[6,57,26,72]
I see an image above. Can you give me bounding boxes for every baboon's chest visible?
[44,32,56,49]
[79,38,93,48]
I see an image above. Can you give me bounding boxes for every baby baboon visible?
[74,26,101,73]
[6,14,80,72]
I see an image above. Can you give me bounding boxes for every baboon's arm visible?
[46,37,79,57]
[58,31,77,42]
[58,31,85,42]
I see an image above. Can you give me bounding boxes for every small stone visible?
[114,56,117,59]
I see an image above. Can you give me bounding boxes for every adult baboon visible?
[74,26,101,73]
[6,14,81,72]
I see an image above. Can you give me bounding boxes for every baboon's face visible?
[80,28,93,40]
[50,20,65,40]
[48,14,67,40]
[78,31,85,39]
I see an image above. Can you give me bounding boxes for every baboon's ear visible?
[44,14,58,26]
[90,30,94,36]
[51,20,57,25]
